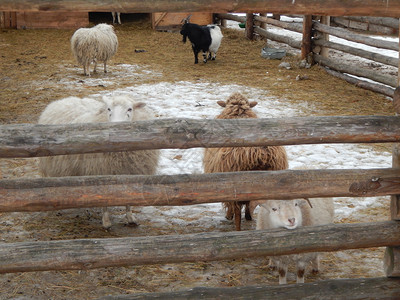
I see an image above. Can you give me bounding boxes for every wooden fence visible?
[1,0,400,298]
[217,13,399,97]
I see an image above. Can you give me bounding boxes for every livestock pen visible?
[1,0,400,298]
[217,12,399,97]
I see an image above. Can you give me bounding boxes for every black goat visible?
[180,22,223,64]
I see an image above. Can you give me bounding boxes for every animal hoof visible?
[245,213,252,221]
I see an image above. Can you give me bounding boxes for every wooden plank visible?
[216,13,245,23]
[314,38,399,68]
[342,16,399,30]
[301,15,312,60]
[254,26,301,49]
[323,68,394,98]
[254,15,302,33]
[332,17,396,35]
[1,116,400,159]
[314,22,399,51]
[0,168,399,212]
[16,11,88,29]
[314,54,397,87]
[1,221,400,273]
[152,12,212,30]
[2,0,400,17]
[97,277,400,300]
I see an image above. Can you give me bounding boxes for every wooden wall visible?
[152,12,213,30]
[1,11,88,29]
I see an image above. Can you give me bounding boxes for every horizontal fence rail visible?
[2,0,400,17]
[1,116,400,158]
[1,168,399,212]
[1,221,400,273]
[96,277,400,300]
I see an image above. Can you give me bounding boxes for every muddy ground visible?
[0,14,397,299]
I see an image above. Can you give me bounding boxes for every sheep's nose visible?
[288,218,295,225]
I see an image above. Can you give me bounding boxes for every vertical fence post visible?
[384,86,400,277]
[321,16,330,58]
[260,13,267,29]
[246,13,254,40]
[398,19,400,86]
[301,15,313,60]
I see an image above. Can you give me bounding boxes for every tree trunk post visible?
[246,13,254,40]
[301,15,313,60]
[398,19,400,85]
[321,16,331,58]
[260,13,267,29]
[384,86,400,277]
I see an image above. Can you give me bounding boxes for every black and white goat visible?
[180,20,223,64]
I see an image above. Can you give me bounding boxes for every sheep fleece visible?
[38,96,159,177]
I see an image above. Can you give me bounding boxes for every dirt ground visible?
[0,13,397,299]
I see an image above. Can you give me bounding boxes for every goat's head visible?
[180,15,192,43]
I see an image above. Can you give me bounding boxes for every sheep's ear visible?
[134,102,146,109]
[102,96,111,106]
[249,101,258,108]
[259,201,270,210]
[217,100,226,107]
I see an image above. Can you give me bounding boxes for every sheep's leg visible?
[104,61,107,73]
[244,202,252,220]
[117,13,121,25]
[234,203,242,231]
[211,52,217,60]
[84,63,90,76]
[278,262,288,284]
[125,205,138,226]
[310,254,320,274]
[296,260,306,284]
[202,52,207,63]
[93,60,97,73]
[225,203,234,220]
[102,207,112,229]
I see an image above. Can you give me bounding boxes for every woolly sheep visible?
[71,23,118,76]
[203,92,288,231]
[180,18,223,64]
[38,94,160,229]
[256,198,334,284]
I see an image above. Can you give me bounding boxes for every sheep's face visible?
[104,96,146,122]
[260,200,302,230]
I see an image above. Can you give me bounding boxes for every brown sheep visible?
[203,92,288,231]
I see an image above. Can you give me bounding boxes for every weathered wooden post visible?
[301,15,313,60]
[384,86,400,277]
[320,16,330,58]
[260,13,267,29]
[246,13,254,40]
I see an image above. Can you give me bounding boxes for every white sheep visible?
[256,198,334,284]
[38,94,160,229]
[70,23,118,76]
